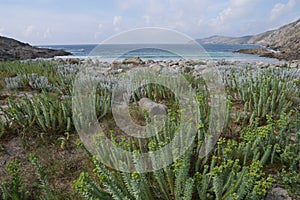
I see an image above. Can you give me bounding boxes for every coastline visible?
[233,47,300,61]
[39,43,280,64]
[47,57,300,78]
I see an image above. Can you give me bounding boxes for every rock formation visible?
[198,18,300,60]
[247,19,300,60]
[0,36,71,61]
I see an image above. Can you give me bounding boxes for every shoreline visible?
[38,43,280,63]
[49,56,299,68]
[234,47,300,61]
[52,55,280,63]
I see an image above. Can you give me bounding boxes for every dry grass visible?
[0,132,92,199]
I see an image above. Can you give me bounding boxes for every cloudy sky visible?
[0,0,299,45]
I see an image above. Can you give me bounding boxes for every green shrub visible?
[73,67,300,200]
[0,159,29,200]
[1,91,73,136]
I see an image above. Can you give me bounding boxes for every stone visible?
[193,71,202,78]
[110,69,123,75]
[194,65,207,72]
[146,59,155,65]
[182,66,193,73]
[170,64,179,69]
[291,96,300,107]
[158,62,168,68]
[290,62,298,68]
[138,98,168,118]
[265,187,292,200]
[56,58,64,63]
[123,56,143,65]
[66,58,80,64]
[169,61,179,67]
[149,64,163,72]
[112,61,119,65]
[179,60,187,67]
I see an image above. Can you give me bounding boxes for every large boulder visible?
[138,98,168,118]
[123,56,144,65]
[66,58,80,64]
[149,63,163,72]
[265,187,292,200]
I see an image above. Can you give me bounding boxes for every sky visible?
[0,0,299,45]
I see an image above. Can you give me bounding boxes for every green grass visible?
[0,61,55,78]
[0,60,75,93]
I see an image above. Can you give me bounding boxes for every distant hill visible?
[197,18,300,60]
[247,19,300,60]
[197,35,252,44]
[0,36,71,61]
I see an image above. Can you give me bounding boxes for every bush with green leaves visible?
[1,91,73,136]
[0,159,28,200]
[0,117,6,138]
[277,167,300,197]
[225,68,299,126]
[0,60,78,93]
[73,66,300,200]
[73,112,298,199]
[0,154,56,200]
[28,153,57,200]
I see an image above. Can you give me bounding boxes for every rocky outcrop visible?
[198,19,300,60]
[265,187,292,200]
[234,48,276,58]
[248,19,300,49]
[247,19,300,60]
[0,36,71,61]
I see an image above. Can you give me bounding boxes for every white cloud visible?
[113,16,122,26]
[23,25,35,37]
[270,0,296,21]
[205,0,259,34]
[0,27,4,34]
[144,0,166,15]
[143,15,151,24]
[22,25,51,40]
[43,28,51,39]
[213,0,257,22]
[131,0,211,33]
[117,0,141,10]
[1,0,299,44]
[108,0,260,38]
[94,32,102,39]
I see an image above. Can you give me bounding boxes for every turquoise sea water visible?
[39,43,278,63]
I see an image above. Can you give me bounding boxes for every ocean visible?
[39,43,278,63]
